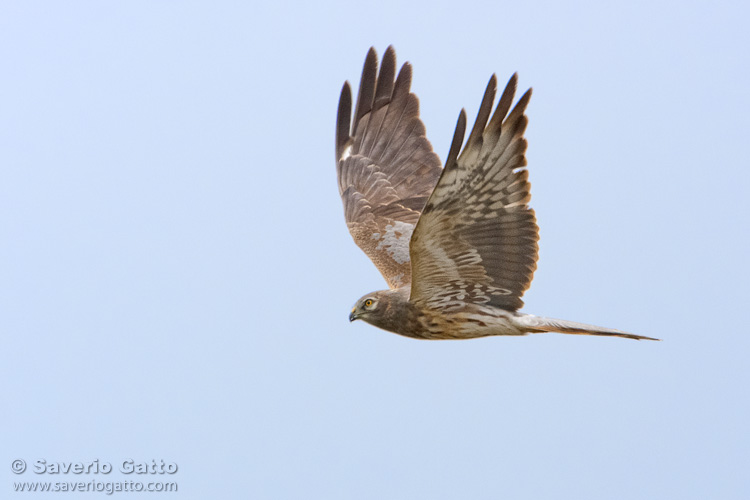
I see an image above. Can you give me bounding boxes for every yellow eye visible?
[364,299,374,308]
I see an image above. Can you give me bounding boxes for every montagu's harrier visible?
[337,46,657,341]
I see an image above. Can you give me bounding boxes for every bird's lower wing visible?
[409,74,538,311]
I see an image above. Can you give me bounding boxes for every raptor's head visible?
[349,288,410,333]
[349,291,386,322]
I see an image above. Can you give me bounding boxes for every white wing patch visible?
[375,221,414,265]
[423,280,512,311]
[340,144,352,161]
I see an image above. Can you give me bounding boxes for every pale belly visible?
[407,305,530,340]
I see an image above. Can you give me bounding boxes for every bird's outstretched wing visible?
[409,74,539,311]
[336,46,442,289]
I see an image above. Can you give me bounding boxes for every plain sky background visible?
[1,1,748,499]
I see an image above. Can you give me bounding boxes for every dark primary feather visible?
[410,74,539,311]
[336,46,442,289]
[335,83,352,162]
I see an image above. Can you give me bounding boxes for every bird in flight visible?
[336,46,657,341]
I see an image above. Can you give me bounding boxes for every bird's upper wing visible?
[409,74,539,311]
[336,46,442,289]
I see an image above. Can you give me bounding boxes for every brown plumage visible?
[338,46,658,341]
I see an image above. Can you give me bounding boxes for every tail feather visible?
[518,315,660,341]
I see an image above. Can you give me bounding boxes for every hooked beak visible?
[349,308,358,322]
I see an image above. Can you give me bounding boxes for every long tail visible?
[516,315,660,341]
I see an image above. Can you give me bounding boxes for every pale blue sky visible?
[1,1,748,499]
